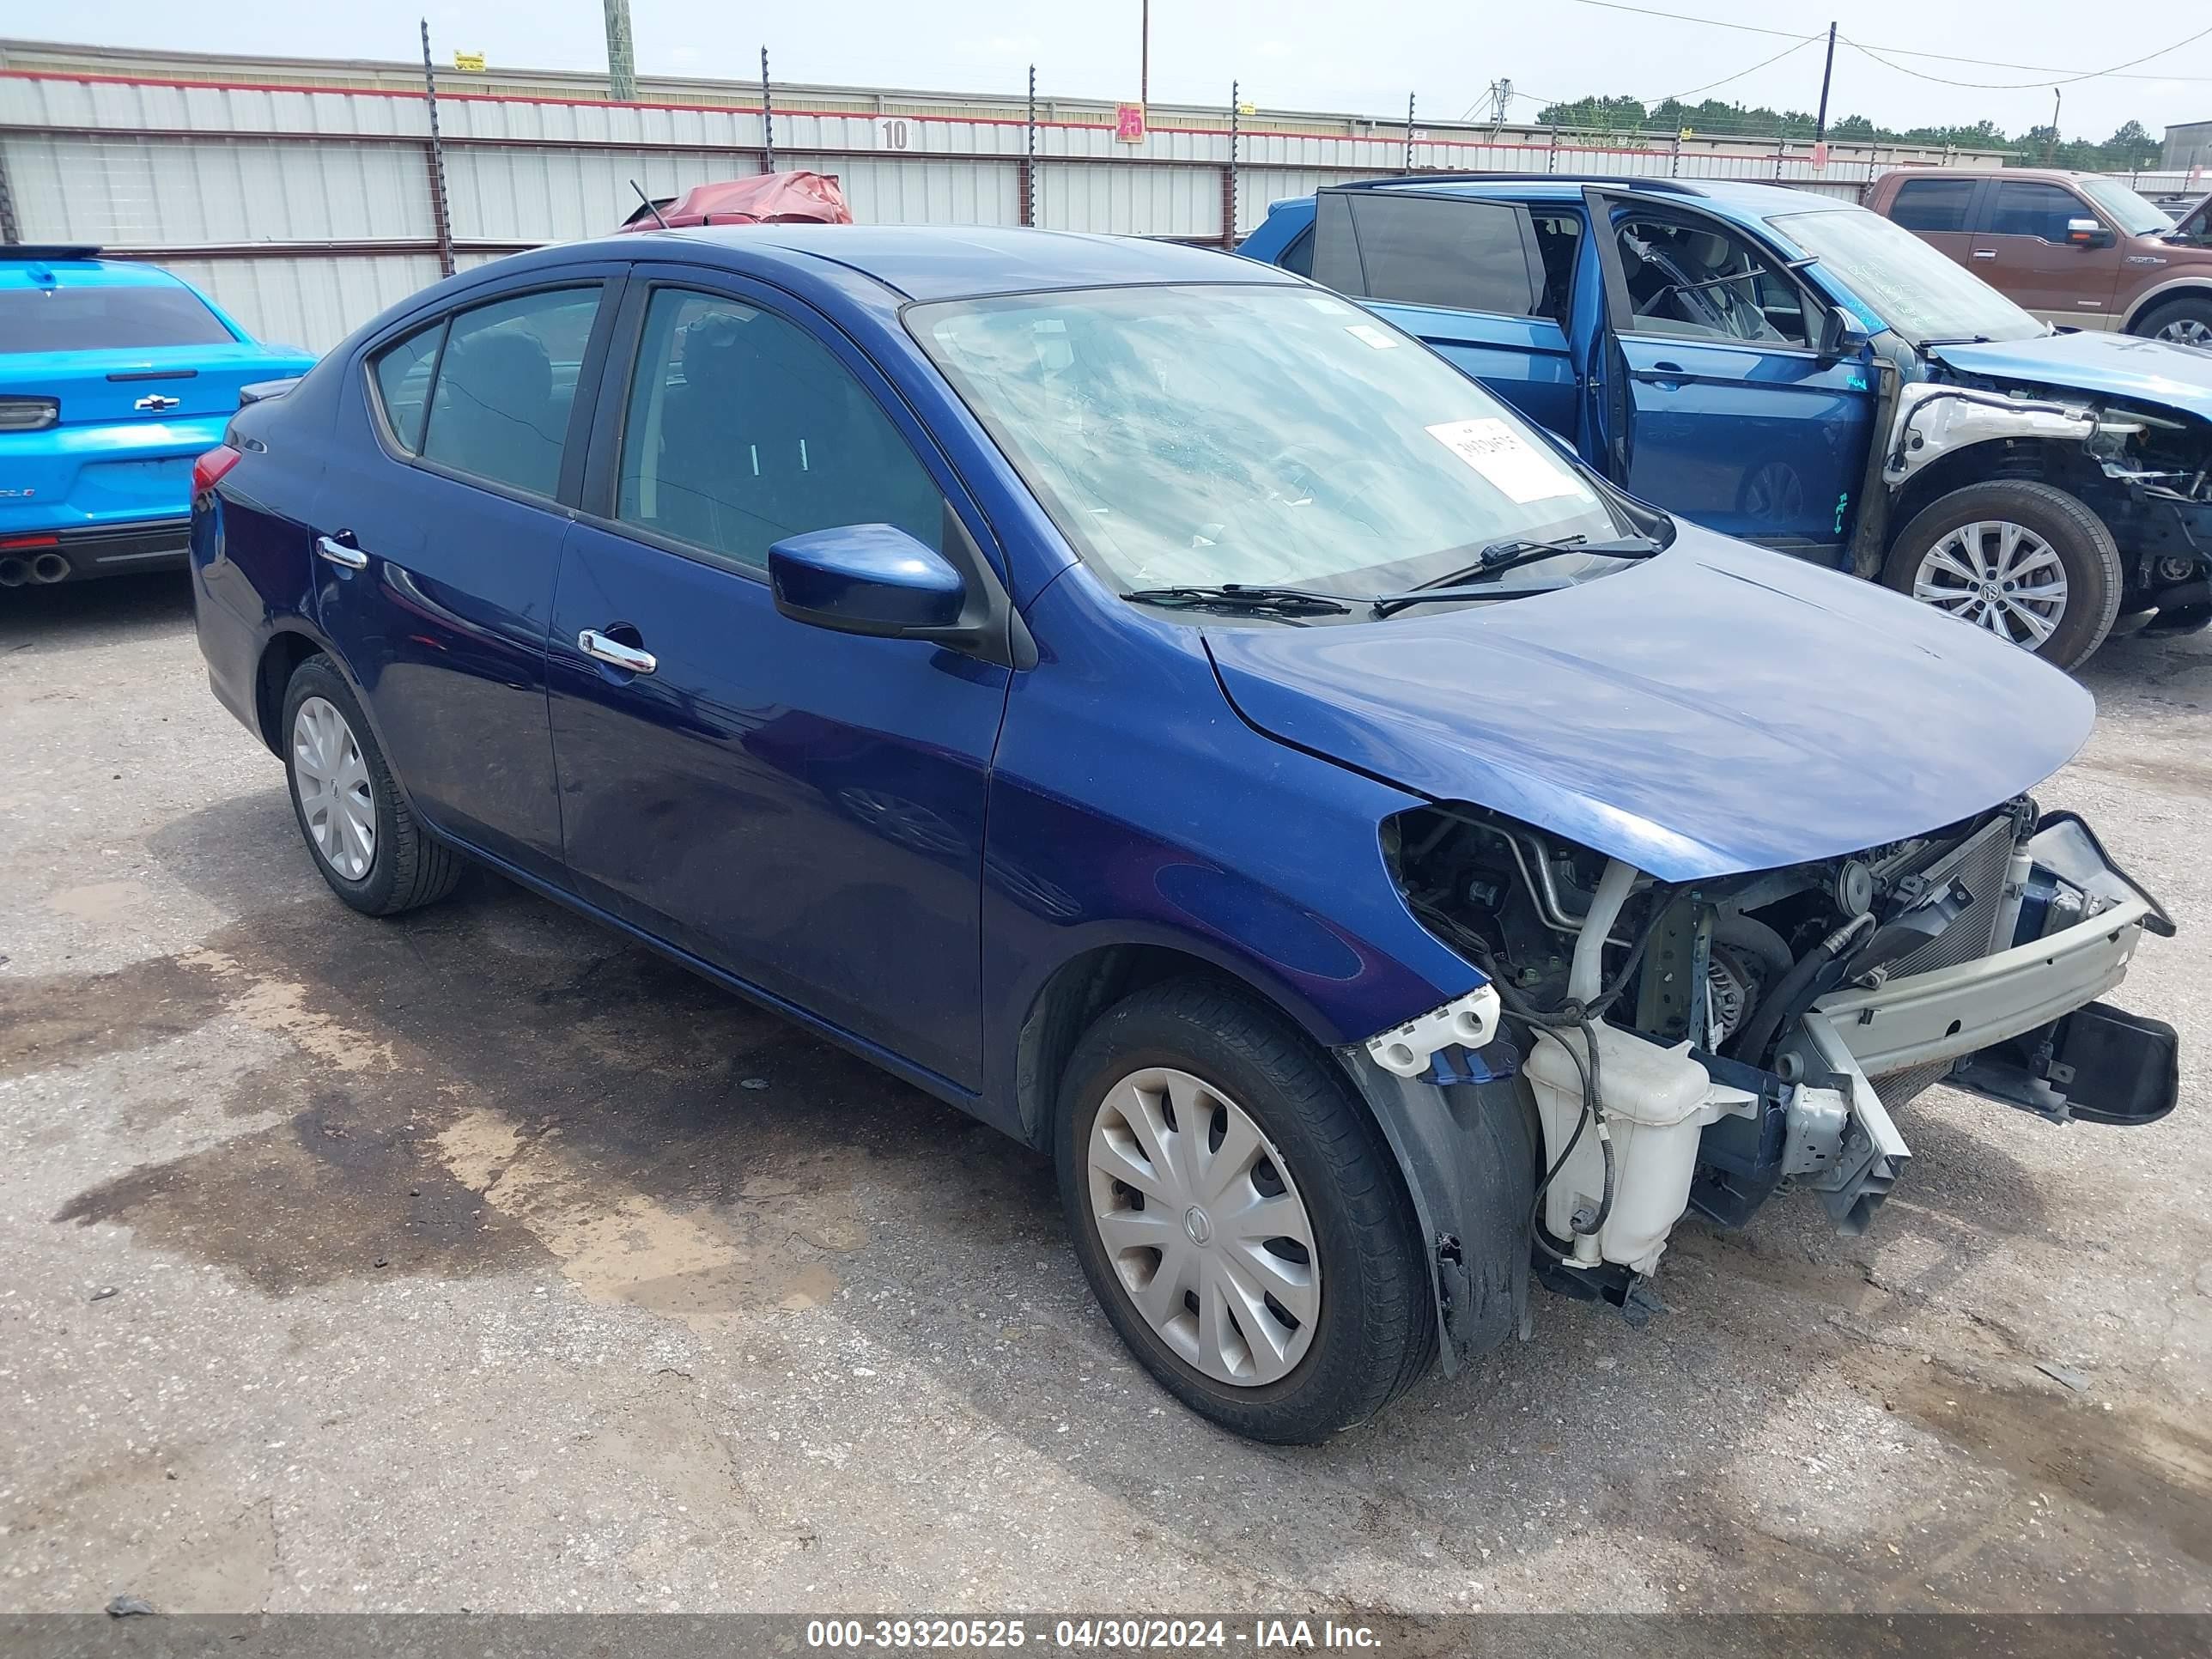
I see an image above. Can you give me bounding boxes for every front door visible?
[1969,179,2125,329]
[1585,191,1876,560]
[547,273,1012,1091]
[312,275,617,882]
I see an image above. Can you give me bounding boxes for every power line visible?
[1650,33,1820,106]
[1843,23,2212,92]
[1558,0,2212,82]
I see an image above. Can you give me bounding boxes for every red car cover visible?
[619,171,854,231]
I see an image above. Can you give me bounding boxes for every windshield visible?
[908,284,1640,601]
[2076,177,2173,238]
[1771,206,2046,346]
[0,284,234,353]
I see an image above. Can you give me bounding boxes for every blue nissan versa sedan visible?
[1238,177,2212,669]
[1,246,314,586]
[190,227,2178,1442]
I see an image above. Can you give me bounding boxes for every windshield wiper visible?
[1919,335,1994,347]
[1371,536,1662,617]
[1121,583,1354,617]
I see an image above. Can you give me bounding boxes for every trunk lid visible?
[0,343,306,426]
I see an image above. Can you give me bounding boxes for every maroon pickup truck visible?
[1866,168,2212,348]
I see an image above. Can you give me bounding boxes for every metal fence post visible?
[0,144,21,245]
[420,18,455,277]
[761,48,775,173]
[1405,92,1414,173]
[1224,80,1239,246]
[1024,64,1036,228]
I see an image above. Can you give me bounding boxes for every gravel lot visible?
[3,574,2209,1616]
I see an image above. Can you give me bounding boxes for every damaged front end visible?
[1884,376,2212,629]
[1375,798,2178,1322]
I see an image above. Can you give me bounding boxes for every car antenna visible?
[629,180,672,230]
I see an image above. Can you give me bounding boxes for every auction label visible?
[805,1616,1380,1650]
[1425,416,1589,505]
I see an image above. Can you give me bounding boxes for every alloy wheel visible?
[292,696,377,880]
[1086,1066,1320,1386]
[1910,520,2069,650]
[2154,316,2211,349]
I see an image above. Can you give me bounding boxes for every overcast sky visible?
[27,1,2212,143]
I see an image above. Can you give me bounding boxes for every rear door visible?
[1309,188,1583,438]
[1583,190,1877,560]
[1969,179,2126,328]
[309,266,624,884]
[1882,174,1984,274]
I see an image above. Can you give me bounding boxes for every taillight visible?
[192,444,243,495]
[0,396,58,432]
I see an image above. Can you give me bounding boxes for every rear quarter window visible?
[0,283,234,353]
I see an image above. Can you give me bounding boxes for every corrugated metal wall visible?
[0,54,1997,351]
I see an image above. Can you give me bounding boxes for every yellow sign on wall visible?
[453,51,486,72]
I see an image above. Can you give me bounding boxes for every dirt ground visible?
[2,574,2208,1615]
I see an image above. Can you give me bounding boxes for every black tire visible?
[1055,976,1435,1443]
[2130,294,2212,350]
[1880,479,2122,670]
[281,654,461,916]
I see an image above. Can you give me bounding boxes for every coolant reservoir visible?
[1525,1024,1755,1275]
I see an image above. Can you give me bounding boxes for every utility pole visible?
[1139,0,1149,116]
[1814,21,1836,142]
[2047,86,2061,163]
[602,0,635,102]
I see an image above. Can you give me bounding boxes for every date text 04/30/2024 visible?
[804,1618,1383,1650]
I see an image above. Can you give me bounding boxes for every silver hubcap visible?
[1911,520,2069,651]
[291,696,376,881]
[1086,1067,1320,1387]
[2156,317,2211,348]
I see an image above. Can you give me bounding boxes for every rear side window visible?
[370,322,443,453]
[1341,196,1541,318]
[1987,181,2084,243]
[1278,229,1315,279]
[0,283,233,353]
[1887,178,1978,234]
[416,287,601,498]
[614,288,943,571]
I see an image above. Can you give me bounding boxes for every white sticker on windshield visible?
[1346,322,1399,349]
[1425,417,1589,504]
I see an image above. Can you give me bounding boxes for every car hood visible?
[1204,527,2093,882]
[1927,330,2212,423]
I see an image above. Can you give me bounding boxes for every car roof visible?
[565,224,1298,303]
[0,248,192,292]
[1333,174,1860,227]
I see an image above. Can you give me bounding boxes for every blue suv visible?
[1239,176,2212,668]
[0,246,314,588]
[191,227,2174,1441]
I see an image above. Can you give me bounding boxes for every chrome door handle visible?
[1972,249,1997,260]
[578,629,656,674]
[316,534,368,569]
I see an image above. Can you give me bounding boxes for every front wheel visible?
[1881,479,2121,669]
[2133,295,2212,351]
[1055,978,1436,1443]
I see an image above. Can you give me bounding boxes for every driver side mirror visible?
[1816,303,1869,361]
[2065,217,2116,250]
[769,524,969,641]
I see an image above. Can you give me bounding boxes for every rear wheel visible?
[1881,480,2121,670]
[282,655,461,916]
[1055,977,1435,1443]
[2133,295,2212,350]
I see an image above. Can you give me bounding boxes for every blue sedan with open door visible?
[189,226,2176,1443]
